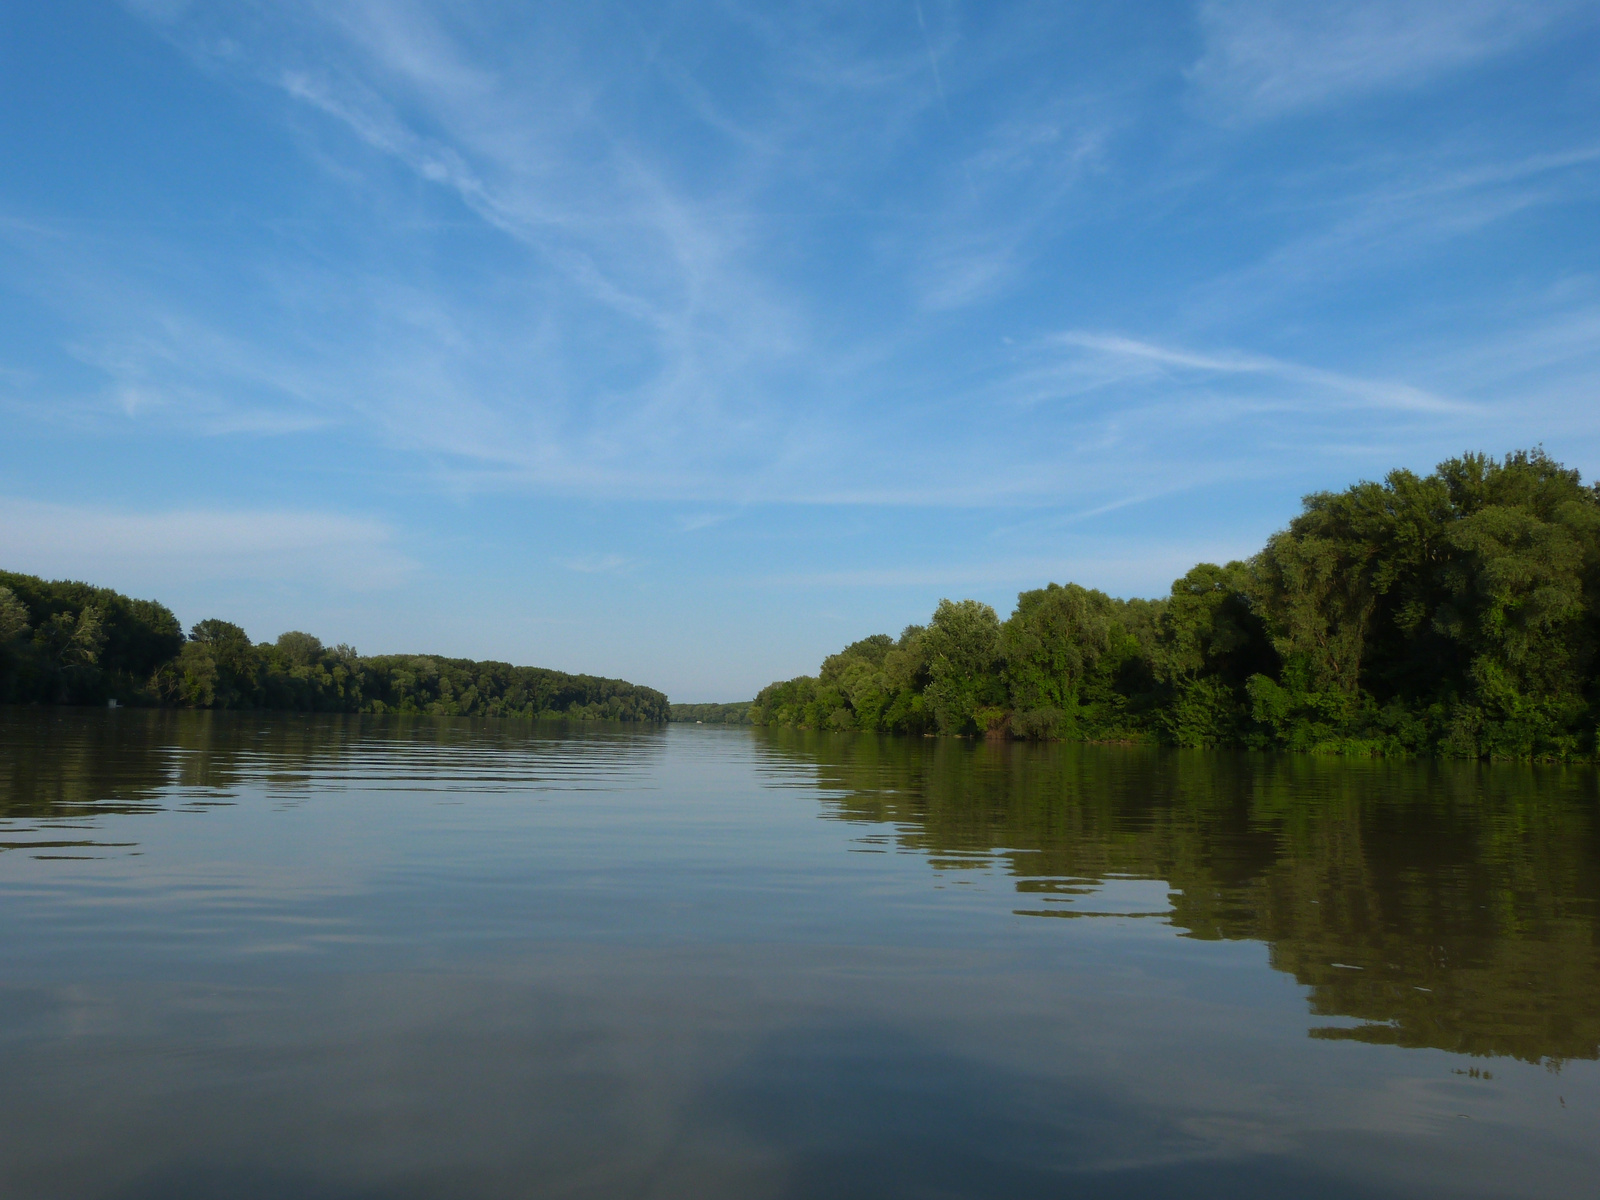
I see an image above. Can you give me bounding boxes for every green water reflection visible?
[759,731,1600,1065]
[4,711,1598,1069]
[0,708,660,821]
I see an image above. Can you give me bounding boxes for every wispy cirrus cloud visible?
[127,1,916,495]
[0,499,413,590]
[97,0,1149,493]
[754,542,1261,594]
[1182,143,1600,328]
[1048,331,1469,414]
[2,1,1594,697]
[675,513,730,533]
[13,0,1584,524]
[0,215,334,437]
[1190,0,1589,118]
[560,553,633,574]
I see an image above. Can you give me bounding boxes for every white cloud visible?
[1190,0,1586,118]
[92,0,1131,502]
[261,5,812,442]
[1049,331,1469,414]
[119,0,194,20]
[755,544,1259,596]
[0,500,413,590]
[1185,144,1600,326]
[675,513,730,533]
[560,553,632,574]
[47,0,1592,525]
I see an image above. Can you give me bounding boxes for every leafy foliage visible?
[752,451,1600,759]
[669,702,754,724]
[0,575,667,721]
[0,572,183,705]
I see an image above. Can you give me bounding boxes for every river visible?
[0,709,1595,1198]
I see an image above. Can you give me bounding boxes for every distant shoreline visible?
[0,571,668,723]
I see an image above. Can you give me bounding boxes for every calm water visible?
[1,711,1596,1199]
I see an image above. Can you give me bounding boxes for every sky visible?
[2,0,1598,701]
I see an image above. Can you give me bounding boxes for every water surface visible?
[0,710,1596,1198]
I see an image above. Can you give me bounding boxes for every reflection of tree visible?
[0,709,668,825]
[758,731,1600,1065]
[0,710,175,819]
[0,709,357,819]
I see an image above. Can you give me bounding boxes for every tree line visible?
[668,702,755,725]
[0,573,668,722]
[747,451,1600,759]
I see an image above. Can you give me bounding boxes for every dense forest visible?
[0,571,668,721]
[749,451,1600,760]
[668,702,755,725]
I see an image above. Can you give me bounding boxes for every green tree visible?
[35,606,108,669]
[275,630,324,667]
[183,620,259,708]
[66,605,108,666]
[1152,563,1272,747]
[1001,583,1120,738]
[173,642,220,708]
[924,599,1006,735]
[0,586,29,645]
[748,449,1600,759]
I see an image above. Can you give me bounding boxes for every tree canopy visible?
[0,572,667,722]
[749,451,1600,759]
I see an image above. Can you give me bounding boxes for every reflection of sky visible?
[0,717,1594,1198]
[1014,875,1176,917]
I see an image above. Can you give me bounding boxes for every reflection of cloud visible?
[0,499,413,590]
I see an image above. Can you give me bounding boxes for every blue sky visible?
[2,1,1598,701]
